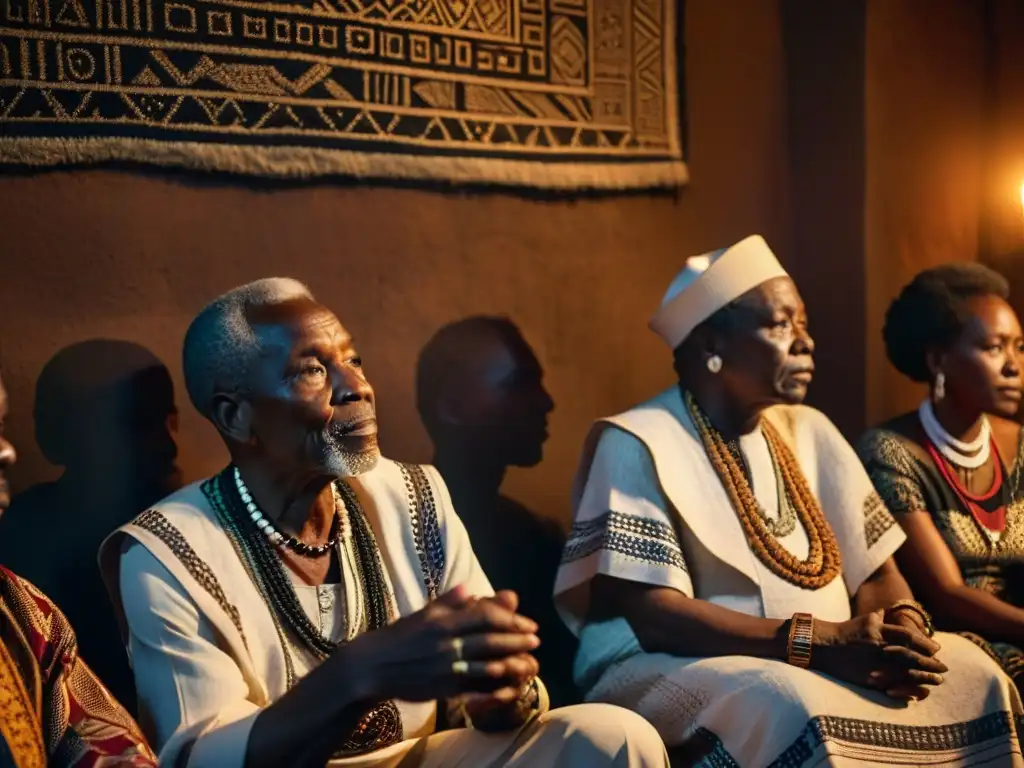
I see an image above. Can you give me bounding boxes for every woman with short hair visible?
[859,263,1024,692]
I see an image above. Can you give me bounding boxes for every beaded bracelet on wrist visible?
[786,612,814,669]
[887,599,935,637]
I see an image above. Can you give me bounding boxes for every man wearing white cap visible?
[554,236,1024,765]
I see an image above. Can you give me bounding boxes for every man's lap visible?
[328,704,665,768]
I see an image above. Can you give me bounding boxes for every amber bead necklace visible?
[684,390,842,589]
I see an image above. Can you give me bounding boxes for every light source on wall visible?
[1020,181,1024,218]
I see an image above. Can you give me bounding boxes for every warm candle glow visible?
[1020,182,1024,216]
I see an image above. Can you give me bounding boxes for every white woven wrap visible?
[649,235,788,350]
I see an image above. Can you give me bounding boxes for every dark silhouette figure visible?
[0,340,183,713]
[417,317,580,707]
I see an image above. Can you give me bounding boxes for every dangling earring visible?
[934,371,945,402]
[707,355,723,374]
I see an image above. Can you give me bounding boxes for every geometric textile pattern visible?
[0,0,686,188]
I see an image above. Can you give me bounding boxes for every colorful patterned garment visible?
[0,565,155,768]
[858,418,1024,692]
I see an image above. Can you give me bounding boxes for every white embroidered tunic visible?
[102,459,492,767]
[554,388,1024,766]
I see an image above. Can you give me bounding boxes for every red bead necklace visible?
[926,439,1007,537]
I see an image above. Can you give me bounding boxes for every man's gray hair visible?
[183,277,314,419]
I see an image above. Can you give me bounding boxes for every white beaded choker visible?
[918,400,991,470]
[232,466,349,557]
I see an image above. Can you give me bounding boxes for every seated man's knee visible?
[544,703,667,765]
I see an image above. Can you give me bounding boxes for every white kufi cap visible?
[649,235,788,350]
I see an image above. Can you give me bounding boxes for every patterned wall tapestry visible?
[0,0,685,189]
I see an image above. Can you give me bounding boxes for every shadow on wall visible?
[0,339,183,713]
[416,316,581,707]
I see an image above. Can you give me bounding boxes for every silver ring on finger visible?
[449,637,464,661]
[449,637,468,674]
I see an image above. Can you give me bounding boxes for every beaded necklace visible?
[925,440,1010,546]
[684,391,842,589]
[724,438,798,538]
[201,467,403,755]
[203,468,403,757]
[234,466,344,557]
[918,399,991,469]
[204,468,395,662]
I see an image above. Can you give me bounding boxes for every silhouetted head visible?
[34,339,180,498]
[884,263,1022,418]
[0,373,16,514]
[417,317,553,468]
[183,278,378,480]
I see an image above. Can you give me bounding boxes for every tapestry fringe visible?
[0,137,689,191]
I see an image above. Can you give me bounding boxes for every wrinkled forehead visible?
[737,276,804,313]
[248,298,351,358]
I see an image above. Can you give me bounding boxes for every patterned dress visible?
[858,418,1024,690]
[0,565,156,768]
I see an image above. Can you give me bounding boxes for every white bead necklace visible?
[232,466,349,556]
[918,400,991,469]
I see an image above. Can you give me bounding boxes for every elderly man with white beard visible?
[100,278,668,768]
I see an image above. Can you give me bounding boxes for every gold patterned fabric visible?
[857,424,1024,691]
[0,608,44,768]
[0,567,155,767]
[862,491,897,550]
[0,0,685,189]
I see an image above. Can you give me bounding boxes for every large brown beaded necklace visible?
[684,390,842,589]
[202,468,404,756]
